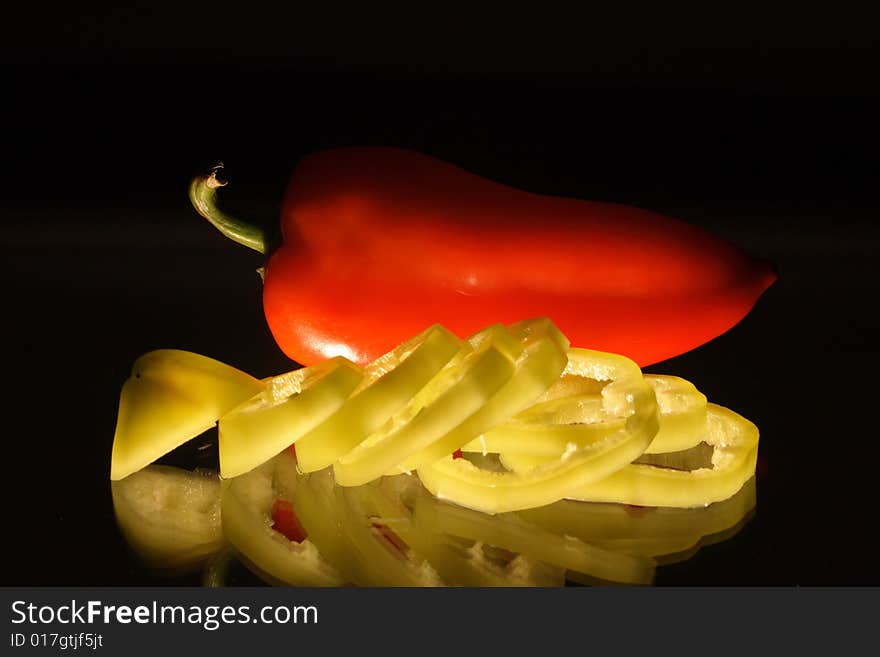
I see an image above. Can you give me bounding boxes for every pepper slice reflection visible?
[411,485,656,585]
[517,475,757,561]
[111,465,223,572]
[221,451,344,586]
[364,475,566,586]
[291,466,444,586]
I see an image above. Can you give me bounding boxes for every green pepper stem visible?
[189,166,267,254]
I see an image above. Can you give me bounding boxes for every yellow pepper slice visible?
[333,324,522,486]
[110,465,223,572]
[398,317,570,471]
[462,372,705,457]
[218,357,364,478]
[110,350,265,480]
[221,451,345,586]
[501,403,758,508]
[642,375,707,454]
[416,348,659,513]
[410,484,656,585]
[461,393,627,457]
[294,324,462,473]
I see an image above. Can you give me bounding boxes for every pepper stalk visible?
[189,165,275,255]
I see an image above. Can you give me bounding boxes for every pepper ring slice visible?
[400,317,570,470]
[294,324,463,473]
[333,324,522,486]
[219,356,365,478]
[501,403,758,508]
[110,350,265,481]
[416,348,659,514]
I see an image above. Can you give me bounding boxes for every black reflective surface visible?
[4,6,879,585]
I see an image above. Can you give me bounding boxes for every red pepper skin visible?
[263,148,776,367]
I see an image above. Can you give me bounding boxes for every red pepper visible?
[191,148,776,367]
[270,498,307,543]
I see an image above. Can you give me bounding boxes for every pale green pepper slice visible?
[462,373,704,457]
[398,317,570,471]
[219,357,364,478]
[294,325,463,473]
[501,404,758,508]
[333,324,522,486]
[111,350,265,480]
[416,348,659,513]
[461,393,627,457]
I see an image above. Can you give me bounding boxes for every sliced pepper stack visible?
[109,316,762,586]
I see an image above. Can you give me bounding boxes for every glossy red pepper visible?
[191,148,776,367]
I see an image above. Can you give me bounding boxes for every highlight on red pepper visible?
[190,148,776,368]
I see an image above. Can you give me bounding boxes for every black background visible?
[3,2,878,585]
